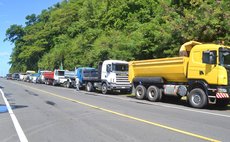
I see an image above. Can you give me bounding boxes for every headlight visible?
[217,88,227,93]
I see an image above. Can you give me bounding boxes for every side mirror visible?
[106,64,112,72]
[202,50,217,64]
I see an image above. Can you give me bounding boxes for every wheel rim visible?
[149,90,156,99]
[87,85,89,91]
[192,93,202,105]
[137,88,142,96]
[87,83,90,91]
[102,84,107,93]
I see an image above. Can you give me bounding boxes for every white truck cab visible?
[54,69,67,85]
[99,60,132,94]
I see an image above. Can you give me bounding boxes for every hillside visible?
[5,0,230,72]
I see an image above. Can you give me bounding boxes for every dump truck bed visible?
[129,57,189,83]
[43,72,54,79]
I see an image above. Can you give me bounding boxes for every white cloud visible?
[0,52,10,57]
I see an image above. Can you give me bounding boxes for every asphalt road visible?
[0,79,230,142]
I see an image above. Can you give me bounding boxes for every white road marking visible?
[0,89,28,142]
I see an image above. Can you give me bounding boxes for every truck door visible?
[188,50,218,84]
[77,69,82,83]
[101,62,111,81]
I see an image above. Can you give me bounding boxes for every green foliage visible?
[4,24,24,43]
[4,0,230,73]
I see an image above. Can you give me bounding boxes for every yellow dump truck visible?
[129,41,230,108]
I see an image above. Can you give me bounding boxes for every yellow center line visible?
[14,82,221,142]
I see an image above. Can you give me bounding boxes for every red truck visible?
[43,69,67,86]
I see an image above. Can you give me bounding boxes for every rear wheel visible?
[86,82,94,92]
[101,83,108,94]
[146,86,161,102]
[135,85,146,100]
[52,80,57,86]
[188,88,207,108]
[66,81,71,88]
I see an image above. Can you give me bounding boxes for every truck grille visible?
[116,75,131,87]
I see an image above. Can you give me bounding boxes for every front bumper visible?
[108,83,132,90]
[58,78,67,84]
[208,86,230,104]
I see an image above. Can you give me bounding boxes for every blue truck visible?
[64,67,97,89]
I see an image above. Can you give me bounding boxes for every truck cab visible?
[188,45,230,106]
[98,60,132,94]
[53,69,66,85]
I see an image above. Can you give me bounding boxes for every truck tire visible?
[66,81,71,88]
[135,85,146,100]
[147,86,161,102]
[188,88,208,108]
[102,83,108,94]
[52,81,56,86]
[86,82,94,92]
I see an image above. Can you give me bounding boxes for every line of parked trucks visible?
[7,41,230,109]
[11,60,132,95]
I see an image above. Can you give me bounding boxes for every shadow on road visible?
[0,104,28,114]
[25,89,39,96]
[45,101,56,106]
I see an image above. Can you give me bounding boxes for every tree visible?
[4,24,24,43]
[4,0,230,73]
[25,14,37,26]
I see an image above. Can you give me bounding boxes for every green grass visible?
[127,93,135,96]
[181,96,187,101]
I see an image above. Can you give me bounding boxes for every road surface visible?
[0,79,229,142]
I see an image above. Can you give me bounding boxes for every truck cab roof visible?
[103,60,128,64]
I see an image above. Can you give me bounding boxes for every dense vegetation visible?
[5,0,230,72]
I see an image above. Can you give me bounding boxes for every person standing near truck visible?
[75,77,80,91]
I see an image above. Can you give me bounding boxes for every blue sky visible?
[0,0,61,76]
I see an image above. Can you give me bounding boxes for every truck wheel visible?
[52,81,56,86]
[66,81,71,88]
[102,83,108,94]
[86,82,94,92]
[147,86,161,102]
[188,88,207,108]
[135,85,146,100]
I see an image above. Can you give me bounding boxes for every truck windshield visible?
[219,48,230,68]
[112,64,128,71]
[58,71,65,76]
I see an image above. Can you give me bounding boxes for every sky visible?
[0,0,61,76]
